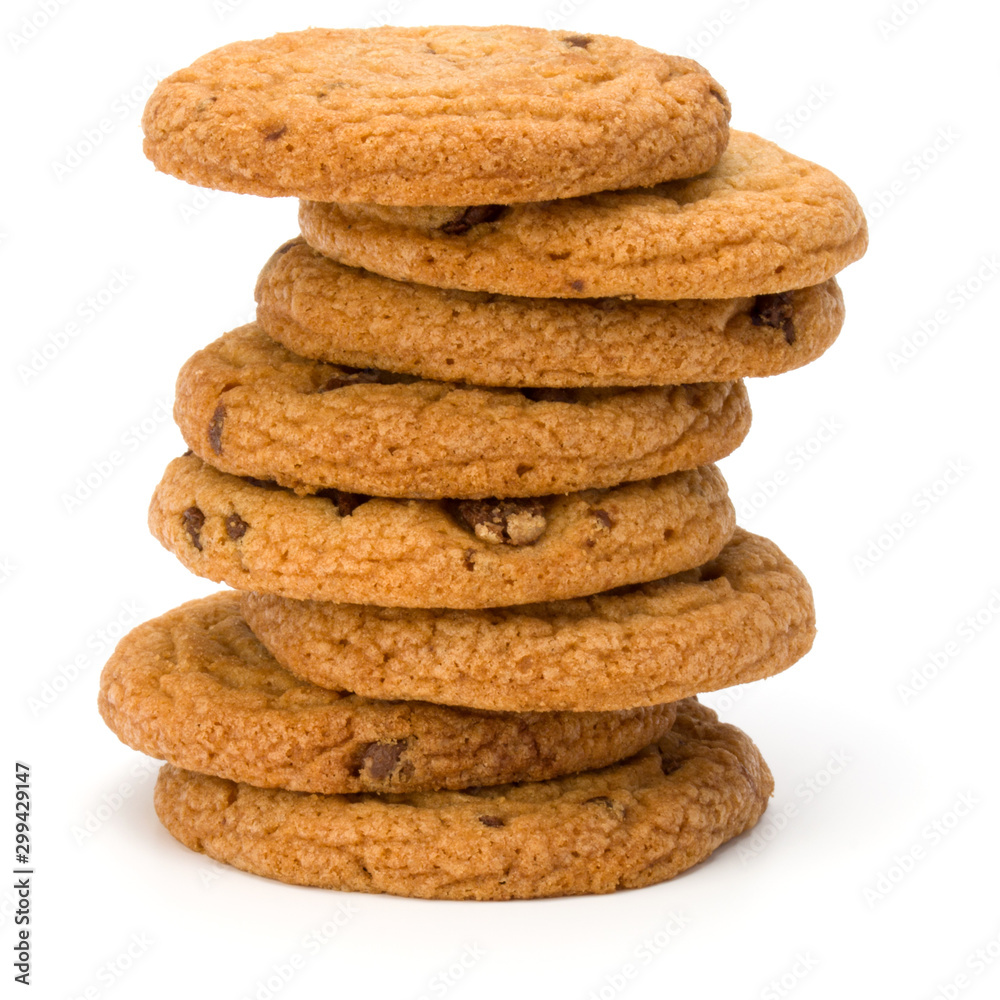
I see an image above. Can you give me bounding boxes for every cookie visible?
[141,26,730,205]
[99,592,676,794]
[147,455,735,608]
[154,699,771,899]
[257,239,846,387]
[299,131,867,299]
[175,324,751,498]
[243,529,813,711]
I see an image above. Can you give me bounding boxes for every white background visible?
[3,0,999,997]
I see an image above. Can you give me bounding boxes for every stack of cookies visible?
[98,26,866,900]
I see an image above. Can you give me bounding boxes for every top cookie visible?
[299,131,867,298]
[141,26,731,205]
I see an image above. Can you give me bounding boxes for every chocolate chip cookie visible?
[242,529,814,711]
[257,239,846,387]
[99,592,676,793]
[175,324,751,498]
[299,131,867,299]
[141,26,731,205]
[153,699,772,899]
[147,454,735,608]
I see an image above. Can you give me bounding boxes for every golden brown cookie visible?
[98,592,676,793]
[154,699,772,899]
[147,455,735,608]
[175,324,750,498]
[257,239,846,387]
[242,529,814,711]
[299,131,867,299]
[141,26,731,205]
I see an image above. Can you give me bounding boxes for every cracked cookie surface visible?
[148,454,735,608]
[175,323,750,497]
[141,25,731,205]
[99,592,676,793]
[299,131,867,299]
[153,699,772,899]
[243,530,815,711]
[257,239,845,386]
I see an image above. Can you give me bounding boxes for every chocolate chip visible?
[478,815,505,828]
[583,795,625,819]
[181,507,205,551]
[439,205,507,235]
[593,509,615,530]
[547,250,572,261]
[264,125,288,142]
[564,35,592,47]
[315,488,369,517]
[463,549,476,571]
[456,498,547,546]
[357,740,408,780]
[660,748,685,776]
[318,368,383,392]
[208,404,225,454]
[515,464,533,477]
[225,513,248,540]
[241,476,285,491]
[750,292,796,345]
[570,280,585,292]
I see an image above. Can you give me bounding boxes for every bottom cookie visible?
[154,699,772,900]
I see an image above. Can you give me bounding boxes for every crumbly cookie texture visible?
[243,529,814,711]
[257,239,846,386]
[141,25,731,205]
[299,131,867,299]
[98,592,676,793]
[148,455,735,608]
[153,699,772,899]
[175,324,751,498]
